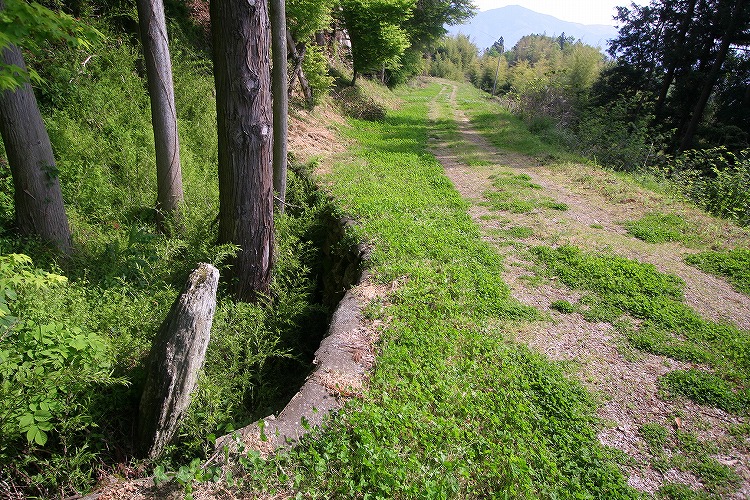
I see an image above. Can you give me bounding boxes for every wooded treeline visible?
[428,0,750,226]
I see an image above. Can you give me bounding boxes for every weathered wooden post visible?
[137,263,219,459]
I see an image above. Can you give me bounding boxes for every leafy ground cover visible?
[624,212,698,246]
[685,248,750,296]
[221,81,639,498]
[639,422,742,497]
[531,245,750,416]
[484,171,569,213]
[0,19,337,497]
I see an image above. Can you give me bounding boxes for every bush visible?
[671,148,750,226]
[0,254,129,495]
[301,44,334,104]
[576,93,656,171]
[335,86,386,121]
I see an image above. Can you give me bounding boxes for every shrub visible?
[671,148,750,226]
[576,93,656,171]
[0,254,128,495]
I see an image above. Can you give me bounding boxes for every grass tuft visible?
[624,212,697,245]
[685,248,750,296]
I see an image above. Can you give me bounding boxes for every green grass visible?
[484,171,569,213]
[638,423,740,496]
[624,212,698,245]
[661,369,750,414]
[639,423,669,453]
[448,82,579,162]
[531,245,750,416]
[685,248,750,296]
[228,82,639,498]
[550,299,576,313]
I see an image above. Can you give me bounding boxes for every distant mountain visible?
[446,5,619,52]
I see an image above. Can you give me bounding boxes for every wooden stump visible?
[137,263,219,459]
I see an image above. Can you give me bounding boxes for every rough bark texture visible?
[271,0,288,214]
[211,0,275,301]
[0,43,72,253]
[136,0,184,220]
[137,263,219,459]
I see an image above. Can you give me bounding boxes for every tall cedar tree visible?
[136,0,185,225]
[0,1,72,253]
[271,0,288,213]
[210,0,275,301]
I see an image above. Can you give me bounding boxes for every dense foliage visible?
[0,3,337,495]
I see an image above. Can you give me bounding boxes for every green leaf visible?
[34,409,52,422]
[34,428,47,446]
[26,425,47,446]
[70,335,88,351]
[153,465,168,485]
[19,413,34,428]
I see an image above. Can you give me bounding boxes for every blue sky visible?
[470,1,650,26]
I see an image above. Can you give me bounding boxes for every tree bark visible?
[271,0,288,214]
[211,0,275,301]
[0,41,72,254]
[137,263,219,459]
[135,0,184,225]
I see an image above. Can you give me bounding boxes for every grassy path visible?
[247,80,639,498]
[428,78,750,498]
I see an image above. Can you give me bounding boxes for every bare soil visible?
[428,80,750,498]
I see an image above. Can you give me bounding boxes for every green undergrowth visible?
[639,422,740,497]
[685,248,750,296]
[484,171,569,213]
[0,17,338,497]
[230,82,638,498]
[624,212,699,246]
[531,245,750,418]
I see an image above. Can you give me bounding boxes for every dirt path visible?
[428,81,750,497]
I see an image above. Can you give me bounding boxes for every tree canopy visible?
[608,0,750,151]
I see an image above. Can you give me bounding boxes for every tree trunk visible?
[137,263,219,459]
[315,31,326,47]
[271,0,288,214]
[286,30,313,106]
[211,0,275,301]
[135,0,184,226]
[679,0,744,151]
[654,0,697,118]
[0,42,72,254]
